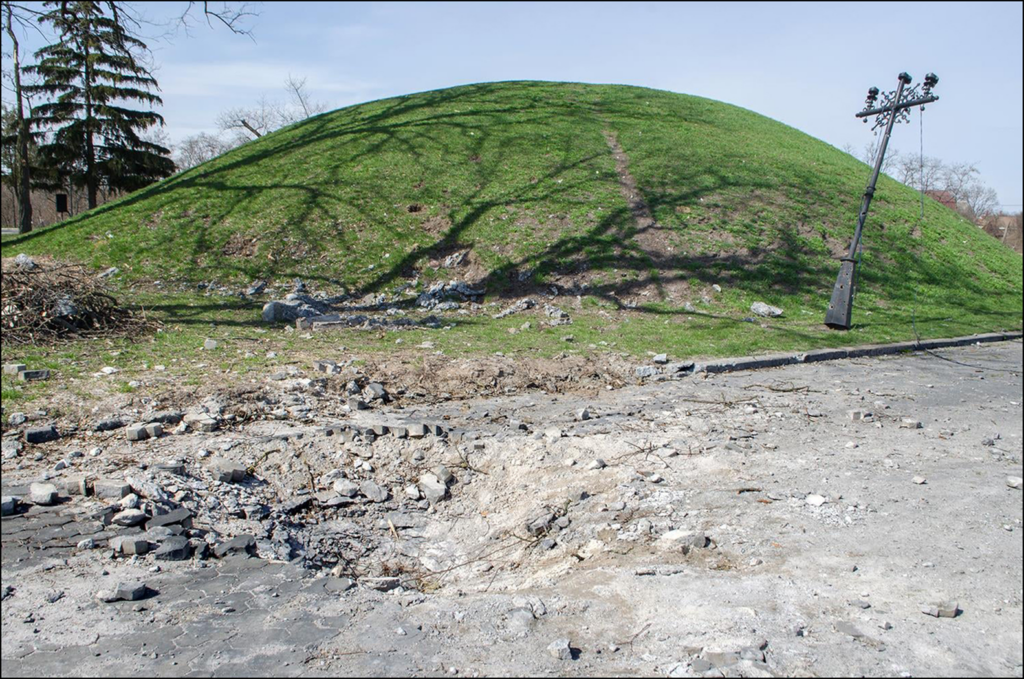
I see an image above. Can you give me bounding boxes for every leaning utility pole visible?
[824,72,939,330]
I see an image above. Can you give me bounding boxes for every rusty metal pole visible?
[825,72,939,330]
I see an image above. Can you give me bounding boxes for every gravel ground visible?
[2,340,1022,677]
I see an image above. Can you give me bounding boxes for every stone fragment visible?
[203,339,218,350]
[577,408,591,421]
[94,480,131,499]
[332,479,360,497]
[635,366,658,378]
[653,353,669,364]
[348,397,368,411]
[360,480,388,503]
[1007,477,1022,490]
[407,423,427,438]
[848,410,873,421]
[3,363,27,375]
[921,602,959,618]
[18,369,50,381]
[912,476,927,485]
[547,638,572,660]
[418,473,448,504]
[29,482,59,505]
[96,582,147,603]
[109,535,150,556]
[153,536,191,561]
[126,424,150,441]
[25,425,60,444]
[93,418,125,432]
[751,302,784,317]
[325,577,355,593]
[211,459,247,483]
[586,459,607,470]
[147,508,193,529]
[214,535,257,558]
[657,530,708,553]
[433,465,454,485]
[143,423,164,439]
[900,418,923,429]
[1,496,19,516]
[527,512,556,537]
[111,509,147,526]
[805,494,827,507]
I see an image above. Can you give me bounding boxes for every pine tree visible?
[25,1,174,209]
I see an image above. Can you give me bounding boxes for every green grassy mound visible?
[5,80,1020,337]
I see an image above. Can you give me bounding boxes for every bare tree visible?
[281,74,326,122]
[172,1,259,38]
[217,75,328,143]
[1,0,44,232]
[893,154,944,194]
[217,93,278,142]
[174,131,236,169]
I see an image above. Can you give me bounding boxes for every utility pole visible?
[824,72,939,330]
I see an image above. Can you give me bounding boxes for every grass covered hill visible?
[5,81,1021,337]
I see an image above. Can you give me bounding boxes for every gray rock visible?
[1,496,19,516]
[657,530,708,553]
[1008,476,1023,490]
[111,509,147,526]
[418,473,448,504]
[360,480,388,503]
[153,536,191,561]
[653,353,669,364]
[203,339,219,351]
[527,513,556,536]
[8,412,27,426]
[147,508,192,529]
[921,601,959,618]
[751,301,784,317]
[3,363,27,375]
[547,638,572,660]
[97,582,148,603]
[365,382,388,401]
[94,480,131,500]
[211,459,247,483]
[635,366,658,378]
[433,465,454,485]
[332,479,360,497]
[109,535,150,556]
[93,418,125,432]
[25,425,60,444]
[126,424,150,441]
[407,423,427,438]
[214,535,257,558]
[900,418,923,429]
[29,482,59,506]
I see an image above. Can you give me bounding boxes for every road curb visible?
[694,331,1022,375]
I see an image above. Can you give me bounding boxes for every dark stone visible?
[147,508,193,530]
[25,426,60,444]
[153,536,191,561]
[214,535,257,558]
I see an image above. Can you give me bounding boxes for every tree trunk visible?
[4,3,33,233]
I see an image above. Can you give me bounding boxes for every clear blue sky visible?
[10,1,1024,208]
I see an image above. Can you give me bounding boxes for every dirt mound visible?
[0,255,149,345]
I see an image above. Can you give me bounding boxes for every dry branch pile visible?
[1,255,148,345]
